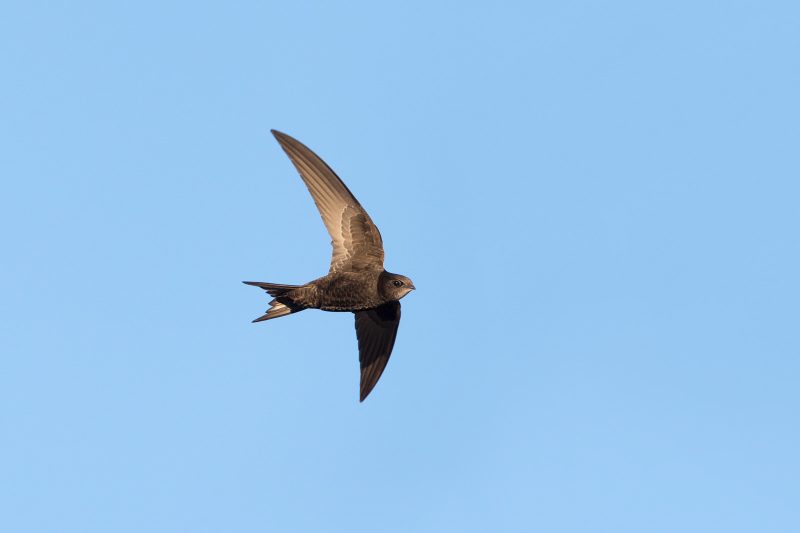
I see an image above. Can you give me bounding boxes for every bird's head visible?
[380,272,416,301]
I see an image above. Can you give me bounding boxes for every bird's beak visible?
[409,283,416,291]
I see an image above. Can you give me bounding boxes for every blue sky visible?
[1,1,799,532]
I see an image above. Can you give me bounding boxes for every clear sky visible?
[1,2,798,532]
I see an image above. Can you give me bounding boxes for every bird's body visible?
[298,270,386,311]
[244,130,415,401]
[246,269,410,313]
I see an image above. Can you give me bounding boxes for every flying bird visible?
[244,130,415,402]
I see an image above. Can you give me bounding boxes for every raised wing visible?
[354,301,401,402]
[272,130,384,272]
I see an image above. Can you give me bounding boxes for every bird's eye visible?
[392,280,404,287]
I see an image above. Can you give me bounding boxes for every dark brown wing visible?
[354,301,401,402]
[271,130,384,273]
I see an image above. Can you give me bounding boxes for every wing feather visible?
[354,301,401,402]
[272,130,384,272]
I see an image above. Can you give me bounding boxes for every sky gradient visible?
[2,2,799,532]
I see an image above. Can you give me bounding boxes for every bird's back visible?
[308,270,383,311]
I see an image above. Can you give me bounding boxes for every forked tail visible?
[242,281,303,322]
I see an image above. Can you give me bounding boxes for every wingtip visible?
[359,387,372,402]
[271,129,298,151]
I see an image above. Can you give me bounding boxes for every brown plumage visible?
[244,130,415,402]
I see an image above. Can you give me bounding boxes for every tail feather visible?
[242,281,300,297]
[243,281,303,322]
[251,301,295,322]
